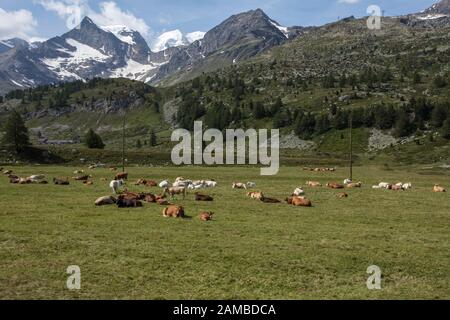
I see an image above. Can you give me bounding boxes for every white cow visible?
[246,182,256,189]
[110,179,124,194]
[293,187,306,196]
[402,183,412,190]
[344,179,352,185]
[378,182,391,189]
[204,181,217,188]
[188,184,203,190]
[159,180,170,188]
[232,182,247,189]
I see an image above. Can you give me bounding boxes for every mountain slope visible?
[151,9,304,86]
[0,17,174,94]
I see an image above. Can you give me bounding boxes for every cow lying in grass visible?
[200,212,214,221]
[292,188,305,196]
[95,196,117,206]
[326,182,344,189]
[433,184,446,193]
[53,178,70,185]
[117,199,143,208]
[163,205,185,218]
[286,196,312,207]
[307,181,322,187]
[247,191,264,200]
[195,193,214,201]
[346,182,362,188]
[232,182,247,189]
[134,179,157,187]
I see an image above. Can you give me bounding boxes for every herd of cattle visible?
[2,166,447,221]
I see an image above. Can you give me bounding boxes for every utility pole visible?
[122,113,126,173]
[349,110,353,181]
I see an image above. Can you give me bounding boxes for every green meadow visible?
[0,165,449,299]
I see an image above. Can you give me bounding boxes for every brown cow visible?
[8,175,20,184]
[307,181,322,187]
[145,180,157,187]
[143,193,157,203]
[247,191,264,200]
[326,182,344,189]
[346,182,362,188]
[286,196,312,207]
[118,192,143,201]
[53,178,70,185]
[117,199,143,208]
[337,192,349,198]
[95,196,117,206]
[200,212,214,221]
[83,181,94,186]
[391,184,404,191]
[195,192,214,201]
[163,205,185,218]
[115,172,128,180]
[433,185,446,193]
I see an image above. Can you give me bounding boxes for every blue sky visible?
[0,0,439,43]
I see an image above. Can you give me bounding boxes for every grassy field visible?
[0,165,449,300]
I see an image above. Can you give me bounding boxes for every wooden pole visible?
[122,113,126,173]
[349,110,353,181]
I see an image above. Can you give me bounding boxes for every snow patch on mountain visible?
[0,40,14,48]
[110,58,161,81]
[65,38,110,63]
[41,38,110,80]
[100,25,136,45]
[185,31,206,43]
[269,20,289,38]
[417,13,448,20]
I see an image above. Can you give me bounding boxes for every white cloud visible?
[338,0,361,4]
[0,7,38,41]
[37,0,150,37]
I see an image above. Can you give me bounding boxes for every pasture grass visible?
[0,165,449,300]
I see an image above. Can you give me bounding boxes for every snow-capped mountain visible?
[0,9,302,93]
[151,30,205,52]
[0,17,177,93]
[151,8,309,85]
[0,38,29,54]
[423,0,450,14]
[415,0,450,19]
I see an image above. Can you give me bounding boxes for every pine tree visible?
[441,115,450,140]
[254,101,266,119]
[84,129,105,149]
[394,109,414,137]
[136,139,142,149]
[1,110,30,153]
[150,129,157,147]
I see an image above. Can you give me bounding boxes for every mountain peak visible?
[81,16,95,25]
[423,0,450,15]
